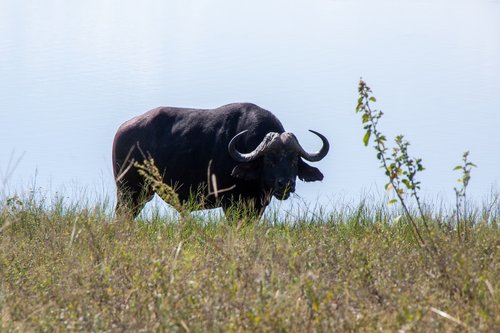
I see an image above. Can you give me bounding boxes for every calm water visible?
[1,0,500,212]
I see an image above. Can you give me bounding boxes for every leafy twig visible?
[356,79,437,253]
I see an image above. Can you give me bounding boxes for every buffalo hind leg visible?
[115,185,154,220]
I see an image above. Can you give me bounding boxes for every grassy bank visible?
[0,197,498,332]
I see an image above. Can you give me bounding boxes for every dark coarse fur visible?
[112,103,323,217]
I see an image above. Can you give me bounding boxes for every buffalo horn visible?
[228,130,279,162]
[295,130,329,162]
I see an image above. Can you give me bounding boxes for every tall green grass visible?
[1,194,498,332]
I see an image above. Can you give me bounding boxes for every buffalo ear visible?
[298,159,324,182]
[231,163,260,180]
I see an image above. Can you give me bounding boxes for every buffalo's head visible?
[228,130,329,200]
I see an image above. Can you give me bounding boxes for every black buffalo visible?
[112,103,329,218]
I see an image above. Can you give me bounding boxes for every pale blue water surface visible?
[1,0,499,213]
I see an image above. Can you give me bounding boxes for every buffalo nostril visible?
[277,179,295,191]
[277,179,288,188]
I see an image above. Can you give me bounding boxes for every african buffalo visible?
[112,103,329,218]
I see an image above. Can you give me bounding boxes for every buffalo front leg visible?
[221,196,267,223]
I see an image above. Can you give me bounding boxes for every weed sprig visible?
[355,77,488,302]
[454,151,477,240]
[134,158,186,217]
[356,79,435,252]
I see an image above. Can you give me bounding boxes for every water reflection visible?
[1,0,499,211]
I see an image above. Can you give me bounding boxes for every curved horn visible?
[228,130,279,162]
[295,130,330,162]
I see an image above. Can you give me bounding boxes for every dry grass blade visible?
[430,307,475,331]
[170,241,183,284]
[0,220,12,234]
[67,218,78,251]
[207,160,236,199]
[115,145,136,183]
[484,279,494,298]
[1,150,26,190]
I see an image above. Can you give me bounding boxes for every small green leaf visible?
[356,97,363,112]
[369,97,377,102]
[363,130,371,146]
[388,199,398,205]
[453,166,462,171]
